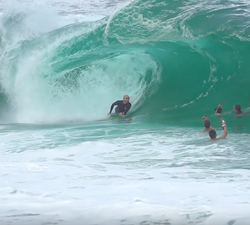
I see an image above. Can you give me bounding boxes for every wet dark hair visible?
[204,120,210,128]
[209,129,216,139]
[234,104,242,113]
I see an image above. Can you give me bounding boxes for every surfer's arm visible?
[123,103,131,115]
[109,101,119,113]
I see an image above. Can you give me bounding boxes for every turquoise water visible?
[1,0,250,224]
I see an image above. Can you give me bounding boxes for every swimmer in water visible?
[233,104,243,117]
[208,119,227,141]
[201,115,214,132]
[214,104,222,115]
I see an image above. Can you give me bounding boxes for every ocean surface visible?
[1,0,250,224]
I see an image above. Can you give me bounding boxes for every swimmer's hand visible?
[221,119,226,128]
[119,112,124,116]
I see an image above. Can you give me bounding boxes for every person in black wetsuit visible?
[109,95,131,116]
[214,104,222,115]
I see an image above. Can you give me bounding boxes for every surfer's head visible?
[204,120,211,128]
[209,129,217,139]
[123,95,130,103]
[234,104,242,114]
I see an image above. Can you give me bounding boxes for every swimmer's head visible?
[234,104,242,113]
[204,120,211,128]
[209,129,217,139]
[202,115,207,120]
[215,104,222,113]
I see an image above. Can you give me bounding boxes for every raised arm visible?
[219,119,227,139]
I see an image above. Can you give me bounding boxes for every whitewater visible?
[1,0,250,224]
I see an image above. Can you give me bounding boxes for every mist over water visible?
[1,0,250,224]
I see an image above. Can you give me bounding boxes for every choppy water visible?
[1,0,250,224]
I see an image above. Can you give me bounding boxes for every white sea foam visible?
[1,124,250,224]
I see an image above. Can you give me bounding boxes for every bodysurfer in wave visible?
[108,95,132,116]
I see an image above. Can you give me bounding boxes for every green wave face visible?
[0,0,250,128]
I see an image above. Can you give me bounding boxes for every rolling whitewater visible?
[0,0,250,224]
